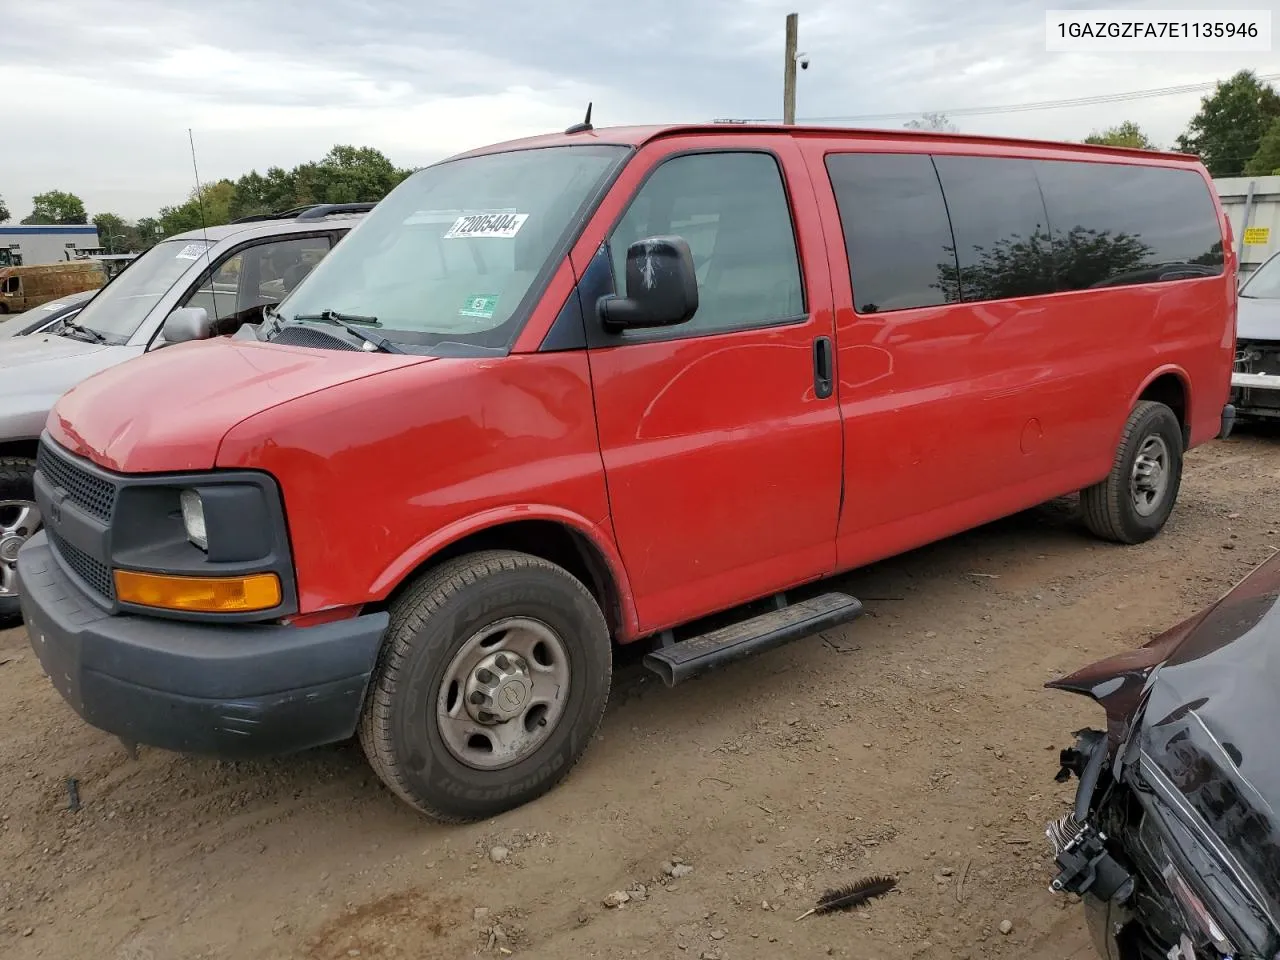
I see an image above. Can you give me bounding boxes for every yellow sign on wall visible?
[1243,226,1271,246]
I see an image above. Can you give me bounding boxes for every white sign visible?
[1046,9,1272,52]
[174,242,211,261]
[442,212,529,240]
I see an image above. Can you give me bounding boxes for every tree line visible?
[2,70,1280,250]
[0,144,414,253]
[908,69,1280,176]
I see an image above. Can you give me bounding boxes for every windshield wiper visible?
[290,310,404,354]
[59,320,108,344]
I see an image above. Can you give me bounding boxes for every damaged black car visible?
[1046,551,1280,959]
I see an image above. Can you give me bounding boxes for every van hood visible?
[1236,296,1280,342]
[48,338,432,473]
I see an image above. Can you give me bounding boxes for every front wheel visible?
[0,457,41,625]
[1081,401,1183,545]
[358,550,612,821]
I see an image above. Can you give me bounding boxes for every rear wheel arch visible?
[370,511,637,641]
[1131,368,1191,448]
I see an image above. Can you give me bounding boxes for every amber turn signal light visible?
[113,570,282,613]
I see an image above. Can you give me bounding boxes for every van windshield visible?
[70,239,207,344]
[1241,253,1280,300]
[273,144,629,350]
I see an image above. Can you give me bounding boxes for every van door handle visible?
[813,336,834,400]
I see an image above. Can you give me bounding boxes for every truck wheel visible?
[359,550,612,821]
[1081,401,1183,545]
[0,458,40,625]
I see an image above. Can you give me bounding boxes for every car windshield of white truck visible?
[1241,253,1280,300]
[273,144,629,350]
[70,239,207,344]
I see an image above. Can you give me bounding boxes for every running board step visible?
[642,592,863,688]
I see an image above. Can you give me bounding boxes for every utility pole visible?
[783,12,798,125]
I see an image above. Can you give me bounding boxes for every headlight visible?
[1161,859,1235,956]
[179,489,208,550]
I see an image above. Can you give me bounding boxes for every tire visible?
[1081,401,1183,545]
[358,549,612,822]
[0,457,40,626]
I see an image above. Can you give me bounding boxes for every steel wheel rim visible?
[436,616,571,771]
[0,499,41,599]
[1130,434,1170,518]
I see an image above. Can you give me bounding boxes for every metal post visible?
[1241,179,1258,285]
[783,13,798,125]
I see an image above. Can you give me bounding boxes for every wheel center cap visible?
[464,651,534,724]
[0,535,21,564]
[498,680,528,711]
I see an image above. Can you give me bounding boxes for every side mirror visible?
[162,307,214,344]
[598,235,698,331]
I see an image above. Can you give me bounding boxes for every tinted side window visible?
[825,153,958,314]
[933,156,1056,302]
[1034,160,1224,290]
[609,151,804,336]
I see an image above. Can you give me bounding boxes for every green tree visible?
[22,190,88,225]
[0,195,9,224]
[294,145,413,206]
[92,212,137,253]
[1084,121,1157,150]
[1245,117,1280,176]
[1176,70,1280,176]
[230,166,300,220]
[905,112,959,133]
[157,180,237,236]
[134,217,164,250]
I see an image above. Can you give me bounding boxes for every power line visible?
[733,72,1280,124]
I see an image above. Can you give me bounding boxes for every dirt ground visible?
[4,428,1279,960]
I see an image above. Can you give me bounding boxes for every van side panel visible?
[215,351,618,620]
[798,135,1232,574]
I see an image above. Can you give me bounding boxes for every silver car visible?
[0,203,371,621]
[0,288,99,341]
[1232,250,1280,421]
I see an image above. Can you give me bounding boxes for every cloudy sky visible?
[1,0,1277,222]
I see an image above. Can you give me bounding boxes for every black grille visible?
[48,529,114,600]
[271,326,360,351]
[37,443,116,521]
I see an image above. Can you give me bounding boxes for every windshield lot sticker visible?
[460,294,500,319]
[175,242,211,260]
[443,213,528,240]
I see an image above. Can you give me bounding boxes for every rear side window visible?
[1033,160,1224,290]
[825,153,958,314]
[609,151,805,336]
[932,156,1056,302]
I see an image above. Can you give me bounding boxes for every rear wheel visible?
[358,549,612,821]
[1081,401,1183,545]
[0,457,40,625]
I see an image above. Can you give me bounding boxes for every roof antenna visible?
[565,102,593,135]
[187,128,214,271]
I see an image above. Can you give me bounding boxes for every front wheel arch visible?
[369,510,638,641]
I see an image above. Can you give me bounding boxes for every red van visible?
[17,123,1236,821]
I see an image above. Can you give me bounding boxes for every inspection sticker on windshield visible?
[174,242,211,260]
[460,294,499,319]
[443,212,528,240]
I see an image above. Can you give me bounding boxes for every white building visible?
[0,225,102,267]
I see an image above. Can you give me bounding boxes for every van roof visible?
[450,123,1203,166]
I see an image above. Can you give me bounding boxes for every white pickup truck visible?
[1232,251,1280,420]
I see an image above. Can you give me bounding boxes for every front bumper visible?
[17,532,389,758]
